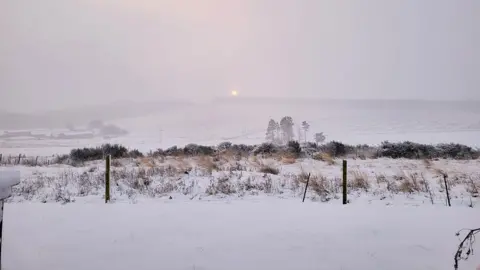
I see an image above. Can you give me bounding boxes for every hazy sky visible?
[1,0,479,112]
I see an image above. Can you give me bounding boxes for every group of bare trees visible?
[265,117,325,145]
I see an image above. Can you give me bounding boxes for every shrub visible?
[183,144,215,156]
[163,146,182,156]
[259,165,279,175]
[70,144,128,162]
[321,141,353,157]
[436,143,478,159]
[217,141,233,151]
[378,141,436,159]
[253,143,278,155]
[287,141,302,157]
[128,149,144,158]
[230,144,254,155]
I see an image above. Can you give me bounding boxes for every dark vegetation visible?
[1,141,479,165]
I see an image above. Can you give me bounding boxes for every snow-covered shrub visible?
[128,149,144,158]
[436,143,478,159]
[253,143,279,156]
[70,144,128,162]
[287,141,302,157]
[378,141,437,159]
[217,141,233,151]
[320,141,353,157]
[183,144,215,156]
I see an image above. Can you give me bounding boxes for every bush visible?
[230,144,255,155]
[436,143,478,159]
[183,144,215,156]
[128,149,144,158]
[163,146,182,156]
[70,144,128,162]
[378,141,436,159]
[321,141,353,157]
[287,141,302,157]
[259,165,279,175]
[253,143,278,155]
[217,142,233,151]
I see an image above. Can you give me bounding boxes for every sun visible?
[231,90,238,97]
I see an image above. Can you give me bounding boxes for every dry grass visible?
[259,165,280,175]
[309,174,329,197]
[466,176,479,197]
[312,152,336,165]
[195,155,218,175]
[281,156,297,164]
[349,170,370,191]
[423,159,432,169]
[375,173,387,186]
[139,157,156,168]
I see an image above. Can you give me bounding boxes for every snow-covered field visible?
[4,200,479,270]
[2,156,480,269]
[3,156,479,206]
[2,100,480,269]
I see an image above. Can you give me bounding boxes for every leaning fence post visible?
[0,170,20,269]
[105,155,111,203]
[342,160,347,205]
[444,174,451,207]
[302,173,311,203]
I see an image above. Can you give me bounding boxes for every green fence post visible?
[342,160,347,205]
[105,155,111,203]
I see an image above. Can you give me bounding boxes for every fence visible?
[0,154,58,166]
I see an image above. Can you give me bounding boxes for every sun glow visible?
[231,90,238,97]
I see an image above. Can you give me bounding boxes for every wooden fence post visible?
[444,174,451,207]
[302,173,311,203]
[342,160,347,205]
[105,155,111,203]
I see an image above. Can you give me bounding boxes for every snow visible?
[3,200,479,270]
[2,100,480,269]
[5,157,480,207]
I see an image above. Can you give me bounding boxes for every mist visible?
[1,0,478,113]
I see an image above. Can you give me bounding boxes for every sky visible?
[1,0,479,112]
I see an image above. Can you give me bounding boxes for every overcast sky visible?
[1,0,479,112]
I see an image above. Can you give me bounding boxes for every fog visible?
[1,0,479,113]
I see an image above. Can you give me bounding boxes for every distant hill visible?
[0,100,192,130]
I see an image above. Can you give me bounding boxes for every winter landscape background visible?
[1,0,479,269]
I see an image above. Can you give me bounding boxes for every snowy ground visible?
[3,200,479,270]
[3,156,480,207]
[1,156,480,269]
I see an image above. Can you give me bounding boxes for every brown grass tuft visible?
[349,171,370,191]
[281,156,297,165]
[312,152,336,165]
[196,155,218,174]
